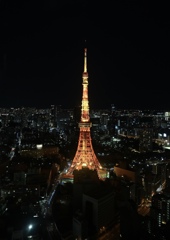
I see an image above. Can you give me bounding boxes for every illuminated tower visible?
[67,48,102,175]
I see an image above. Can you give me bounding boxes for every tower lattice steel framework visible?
[67,48,102,175]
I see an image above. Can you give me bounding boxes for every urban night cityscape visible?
[1,1,170,240]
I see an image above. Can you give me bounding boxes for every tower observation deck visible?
[67,48,103,176]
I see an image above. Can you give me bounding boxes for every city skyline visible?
[1,1,170,110]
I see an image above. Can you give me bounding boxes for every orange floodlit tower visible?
[67,48,102,175]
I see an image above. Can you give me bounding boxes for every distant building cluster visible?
[1,105,170,239]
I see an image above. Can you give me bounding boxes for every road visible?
[98,224,121,240]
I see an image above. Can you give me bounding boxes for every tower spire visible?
[81,48,89,123]
[67,48,102,176]
[84,47,87,73]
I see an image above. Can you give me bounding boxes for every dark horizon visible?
[1,1,170,111]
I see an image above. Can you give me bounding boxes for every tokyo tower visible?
[67,48,102,175]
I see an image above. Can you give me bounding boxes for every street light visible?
[28,224,33,230]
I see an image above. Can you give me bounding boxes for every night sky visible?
[1,1,170,110]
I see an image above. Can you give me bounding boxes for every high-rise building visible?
[139,127,153,152]
[67,48,102,177]
[147,191,170,239]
